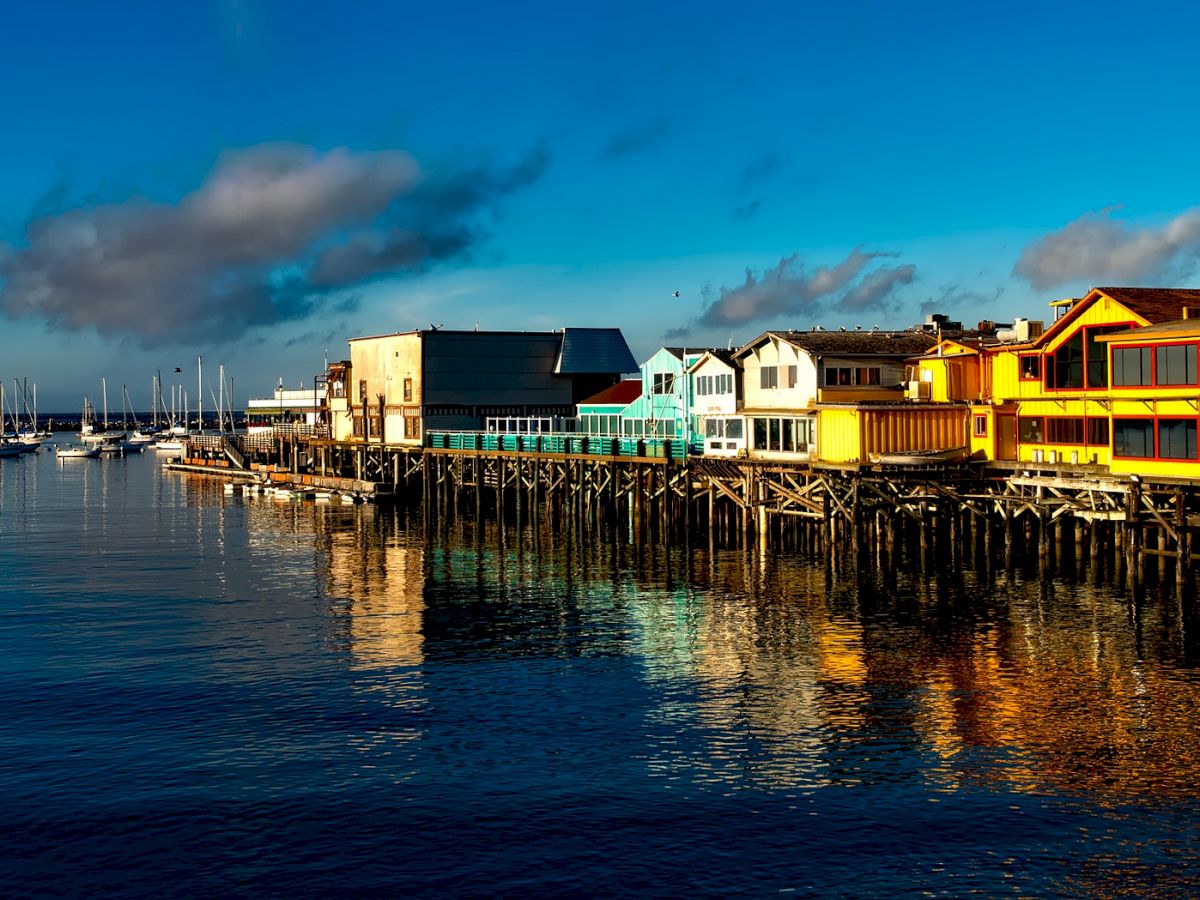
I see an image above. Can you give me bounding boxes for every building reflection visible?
[321,514,426,671]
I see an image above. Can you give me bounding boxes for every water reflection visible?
[6,447,1200,894]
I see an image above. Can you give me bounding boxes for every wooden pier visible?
[171,430,1200,592]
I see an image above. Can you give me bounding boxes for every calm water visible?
[3,442,1200,897]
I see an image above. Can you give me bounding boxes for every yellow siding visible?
[817,406,968,464]
[816,408,862,463]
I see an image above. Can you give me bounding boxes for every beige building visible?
[327,328,636,445]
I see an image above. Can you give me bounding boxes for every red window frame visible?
[1018,353,1041,381]
[1044,321,1136,393]
[1112,415,1200,461]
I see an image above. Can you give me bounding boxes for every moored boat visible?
[56,444,102,459]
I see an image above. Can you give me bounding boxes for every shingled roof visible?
[1096,287,1200,322]
[736,330,937,357]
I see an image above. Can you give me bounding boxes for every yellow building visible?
[918,286,1200,474]
[1094,318,1200,478]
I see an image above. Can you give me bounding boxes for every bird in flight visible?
[673,291,680,298]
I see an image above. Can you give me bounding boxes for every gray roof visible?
[555,328,639,374]
[736,329,937,358]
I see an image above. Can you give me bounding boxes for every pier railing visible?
[424,430,702,459]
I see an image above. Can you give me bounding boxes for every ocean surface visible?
[3,440,1200,897]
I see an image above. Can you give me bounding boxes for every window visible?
[1086,417,1109,446]
[359,379,368,402]
[760,366,779,389]
[855,367,881,385]
[753,416,767,447]
[403,416,420,439]
[352,416,365,438]
[1113,418,1154,458]
[1018,416,1044,443]
[1112,347,1152,386]
[1019,355,1041,380]
[1156,344,1198,386]
[1047,417,1084,444]
[726,419,743,439]
[652,373,675,394]
[1158,419,1198,460]
[784,365,798,388]
[1048,330,1084,389]
[1048,325,1128,390]
[1085,326,1124,388]
[403,377,413,402]
[824,367,852,386]
[973,415,987,437]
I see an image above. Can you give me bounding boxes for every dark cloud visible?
[692,248,913,329]
[0,142,548,346]
[1014,207,1200,290]
[840,264,916,312]
[598,114,671,162]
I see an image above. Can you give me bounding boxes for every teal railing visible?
[424,431,694,459]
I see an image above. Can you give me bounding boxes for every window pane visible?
[727,419,743,439]
[1113,347,1151,386]
[782,418,794,451]
[1113,419,1153,457]
[1158,420,1198,459]
[1018,417,1044,443]
[1050,331,1084,389]
[753,417,767,448]
[769,418,780,450]
[1156,344,1199,386]
[1087,417,1110,446]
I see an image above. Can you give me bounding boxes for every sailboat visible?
[123,384,155,447]
[80,379,128,451]
[0,382,33,454]
[13,379,50,445]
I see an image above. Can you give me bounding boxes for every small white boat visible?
[56,444,102,459]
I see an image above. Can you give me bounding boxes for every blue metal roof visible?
[556,328,638,374]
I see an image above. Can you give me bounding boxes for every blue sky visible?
[4,0,1200,411]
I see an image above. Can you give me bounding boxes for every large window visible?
[1113,418,1154,458]
[1046,417,1084,444]
[750,416,813,452]
[1158,419,1198,459]
[760,366,779,390]
[825,367,851,386]
[1018,416,1044,443]
[1047,325,1126,389]
[1112,346,1152,386]
[1048,331,1084,389]
[1156,344,1198,386]
[855,367,881,385]
[652,373,676,394]
[824,366,880,386]
[704,418,744,439]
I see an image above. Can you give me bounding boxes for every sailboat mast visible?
[102,378,109,431]
[197,356,203,434]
